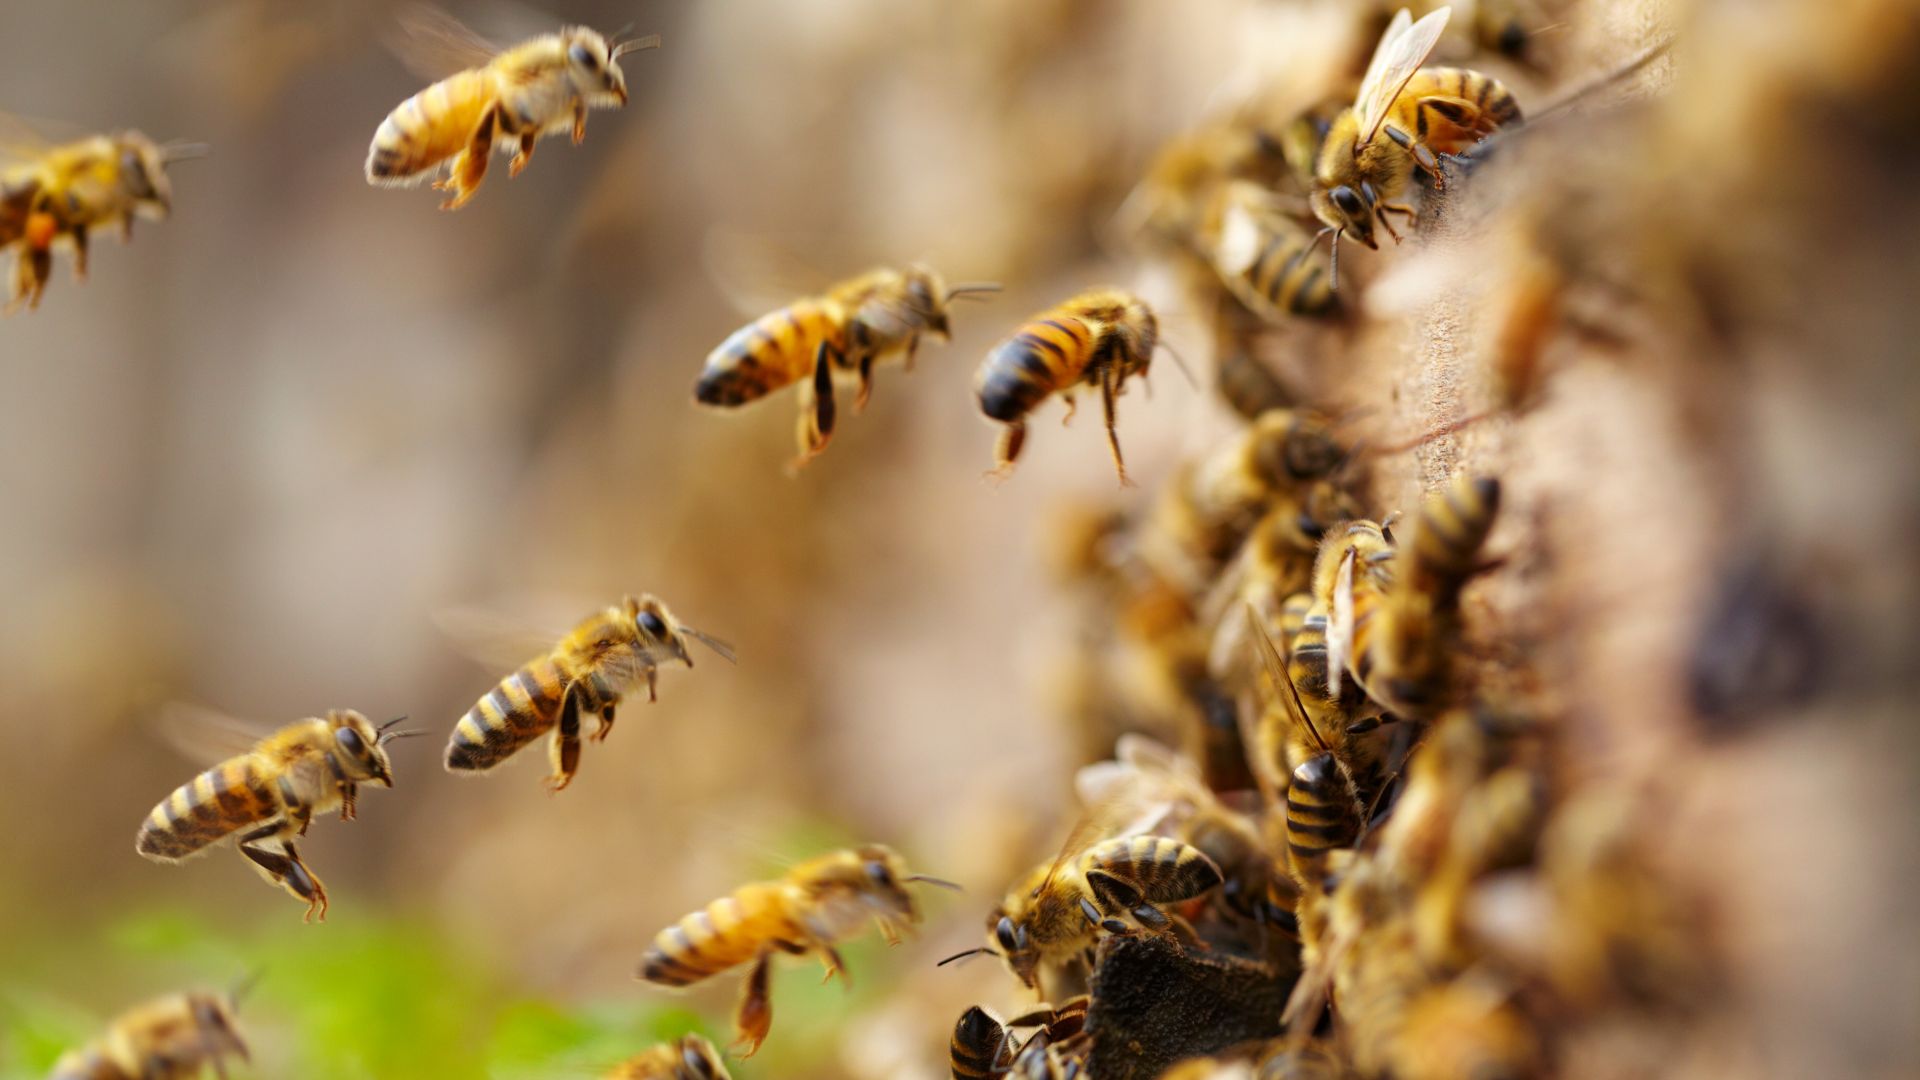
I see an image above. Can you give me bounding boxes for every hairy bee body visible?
[51,992,247,1080]
[136,709,399,921]
[366,24,657,210]
[1210,181,1336,320]
[2,131,179,313]
[695,265,987,468]
[1285,753,1363,889]
[605,1034,731,1079]
[950,1006,1017,1080]
[445,594,729,792]
[976,288,1158,484]
[638,845,946,1057]
[988,835,1222,989]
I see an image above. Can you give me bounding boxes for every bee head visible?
[902,265,952,336]
[1311,181,1378,254]
[187,992,249,1063]
[983,909,1039,988]
[678,1035,727,1079]
[626,594,737,668]
[328,710,416,787]
[564,28,626,105]
[115,133,174,218]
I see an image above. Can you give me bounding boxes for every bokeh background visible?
[4,0,1919,1078]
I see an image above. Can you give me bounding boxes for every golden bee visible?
[2,128,198,313]
[693,265,999,470]
[51,989,249,1080]
[636,845,958,1057]
[949,998,1088,1080]
[1310,8,1521,280]
[946,818,1222,992]
[444,594,733,793]
[365,10,660,210]
[1208,181,1337,321]
[949,1005,1017,1080]
[604,1034,731,1080]
[136,709,414,922]
[975,288,1161,485]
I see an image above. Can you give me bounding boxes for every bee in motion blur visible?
[2,123,201,313]
[136,709,413,921]
[975,288,1162,485]
[51,987,249,1080]
[694,265,1000,470]
[365,8,660,210]
[605,1034,731,1080]
[444,594,734,794]
[636,845,959,1057]
[944,812,1222,992]
[1311,7,1521,281]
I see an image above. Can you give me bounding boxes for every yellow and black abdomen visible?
[949,1006,1013,1080]
[1080,835,1222,905]
[1285,753,1360,886]
[1396,68,1522,153]
[1408,474,1501,604]
[366,70,494,186]
[638,882,789,987]
[136,755,278,861]
[975,316,1096,423]
[694,299,843,407]
[445,655,569,772]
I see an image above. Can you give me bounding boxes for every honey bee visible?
[1209,181,1337,321]
[1310,8,1521,281]
[51,989,249,1080]
[1328,474,1501,720]
[444,594,733,793]
[365,9,660,210]
[975,288,1161,485]
[949,1006,1017,1080]
[604,1034,731,1080]
[2,127,199,313]
[136,709,414,922]
[950,998,1088,1080]
[693,265,1000,470]
[1214,350,1294,421]
[945,814,1222,992]
[636,845,958,1057]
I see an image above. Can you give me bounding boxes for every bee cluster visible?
[20,0,1920,1077]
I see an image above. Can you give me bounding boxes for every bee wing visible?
[0,111,63,164]
[432,595,580,671]
[150,702,271,765]
[1247,602,1330,757]
[1327,547,1357,699]
[385,3,503,82]
[701,226,837,319]
[1353,7,1451,149]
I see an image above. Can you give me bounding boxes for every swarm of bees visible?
[50,0,1879,1074]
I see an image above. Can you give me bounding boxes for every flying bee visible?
[693,265,1000,470]
[1328,474,1501,720]
[136,709,415,922]
[943,806,1223,992]
[1310,8,1521,283]
[605,1034,731,1080]
[1,125,201,313]
[1208,181,1337,321]
[636,845,959,1058]
[365,8,660,210]
[51,988,249,1080]
[974,288,1161,485]
[444,594,734,793]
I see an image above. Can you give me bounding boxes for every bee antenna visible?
[229,969,265,1009]
[937,947,997,968]
[379,729,429,744]
[377,715,409,733]
[612,32,663,57]
[945,282,1003,302]
[905,874,965,892]
[162,141,210,163]
[677,626,738,664]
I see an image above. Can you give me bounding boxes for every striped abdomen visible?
[976,316,1097,422]
[365,70,494,184]
[136,755,279,861]
[1394,68,1523,154]
[445,654,570,771]
[695,299,845,407]
[638,881,792,987]
[1080,835,1222,906]
[1217,210,1335,320]
[1285,753,1360,887]
[1407,474,1500,606]
[48,1049,122,1080]
[949,1006,1014,1080]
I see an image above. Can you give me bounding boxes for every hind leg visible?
[1099,365,1131,487]
[986,420,1025,482]
[436,104,499,210]
[508,132,538,178]
[69,226,88,283]
[790,342,839,471]
[733,950,776,1058]
[238,827,328,922]
[543,684,583,793]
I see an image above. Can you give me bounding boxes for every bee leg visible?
[818,945,851,988]
[10,244,50,313]
[543,684,583,794]
[874,916,901,947]
[1099,365,1131,487]
[69,226,88,283]
[592,705,616,743]
[1382,123,1446,187]
[986,421,1025,482]
[1375,204,1417,244]
[238,830,327,922]
[572,100,588,145]
[508,132,537,178]
[338,782,357,822]
[1060,394,1077,427]
[904,333,921,372]
[647,664,659,703]
[790,341,838,471]
[853,352,874,413]
[733,950,776,1058]
[438,104,498,211]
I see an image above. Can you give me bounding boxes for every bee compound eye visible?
[996,916,1021,953]
[568,41,598,69]
[1332,186,1364,216]
[637,611,667,638]
[867,860,895,886]
[335,726,364,755]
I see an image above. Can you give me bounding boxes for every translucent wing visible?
[1353,7,1451,149]
[1247,603,1328,755]
[432,595,580,671]
[1039,784,1166,892]
[701,225,836,318]
[386,3,502,82]
[0,111,58,165]
[1328,547,1357,699]
[150,702,272,765]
